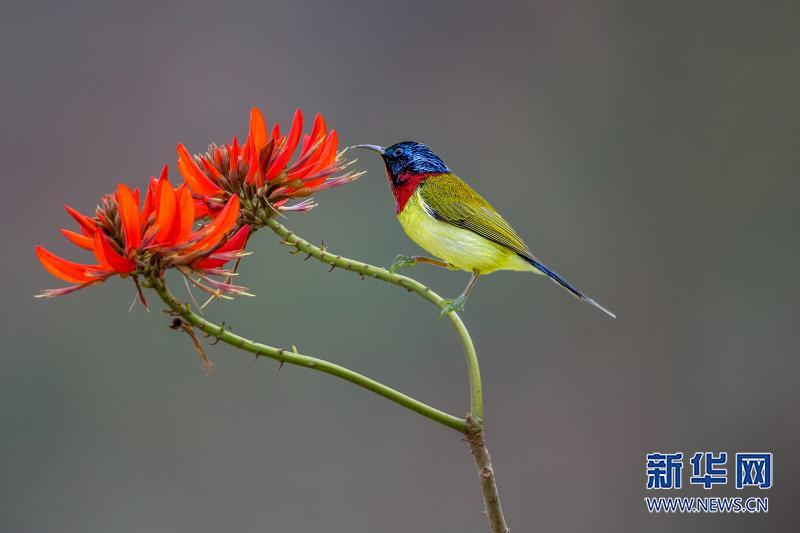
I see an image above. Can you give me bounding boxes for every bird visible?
[352,141,615,318]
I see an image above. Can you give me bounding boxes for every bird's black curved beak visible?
[351,144,385,156]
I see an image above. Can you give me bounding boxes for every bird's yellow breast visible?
[397,190,532,274]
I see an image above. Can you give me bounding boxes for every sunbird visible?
[353,141,615,318]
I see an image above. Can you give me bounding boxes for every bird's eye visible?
[393,147,404,157]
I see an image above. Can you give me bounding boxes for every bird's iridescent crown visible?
[383,141,450,177]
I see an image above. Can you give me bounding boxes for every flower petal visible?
[93,232,135,274]
[193,198,210,218]
[193,225,249,270]
[249,107,268,152]
[304,130,339,184]
[265,108,303,181]
[177,144,223,197]
[35,245,99,283]
[175,186,195,243]
[288,117,328,179]
[154,180,178,244]
[60,228,94,250]
[302,114,326,156]
[64,205,97,236]
[141,177,159,223]
[244,136,259,184]
[229,136,240,176]
[200,156,224,181]
[116,183,142,252]
[190,196,240,252]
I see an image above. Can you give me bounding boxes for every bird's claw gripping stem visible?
[389,254,417,273]
[439,294,467,317]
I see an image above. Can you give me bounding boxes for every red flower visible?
[36,167,250,299]
[177,106,362,215]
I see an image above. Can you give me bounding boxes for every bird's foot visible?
[439,294,466,317]
[388,254,417,273]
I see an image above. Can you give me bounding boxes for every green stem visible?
[261,216,484,423]
[258,216,507,531]
[151,277,466,432]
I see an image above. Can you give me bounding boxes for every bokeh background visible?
[2,1,798,531]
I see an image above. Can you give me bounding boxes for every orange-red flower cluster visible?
[36,105,361,303]
[36,167,249,299]
[177,107,362,215]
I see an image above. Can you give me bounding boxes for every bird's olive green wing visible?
[419,174,617,318]
[419,174,533,259]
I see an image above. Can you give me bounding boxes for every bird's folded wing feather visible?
[419,175,533,259]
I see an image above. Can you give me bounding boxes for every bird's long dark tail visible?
[521,255,616,318]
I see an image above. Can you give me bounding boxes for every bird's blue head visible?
[381,141,450,177]
[353,141,449,185]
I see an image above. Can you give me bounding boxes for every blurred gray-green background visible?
[2,1,798,531]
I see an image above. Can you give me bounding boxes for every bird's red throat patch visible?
[391,172,440,213]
